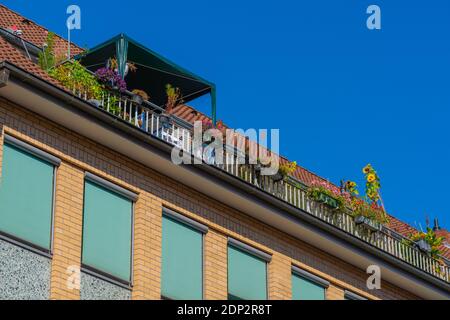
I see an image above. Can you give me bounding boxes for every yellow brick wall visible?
[269,253,292,300]
[204,230,228,300]
[132,196,162,300]
[50,162,84,300]
[0,97,420,300]
[326,285,345,300]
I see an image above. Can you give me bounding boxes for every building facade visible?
[0,4,449,300]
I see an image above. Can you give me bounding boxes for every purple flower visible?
[95,67,127,93]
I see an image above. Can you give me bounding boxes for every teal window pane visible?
[228,246,267,300]
[82,180,132,282]
[161,215,203,300]
[0,143,54,250]
[292,273,326,300]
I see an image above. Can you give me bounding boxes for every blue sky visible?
[2,0,449,229]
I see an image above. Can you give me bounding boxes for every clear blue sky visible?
[3,0,449,229]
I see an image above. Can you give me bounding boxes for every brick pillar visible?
[268,253,292,300]
[50,163,84,300]
[0,128,4,182]
[132,196,162,300]
[204,230,228,300]
[326,284,344,300]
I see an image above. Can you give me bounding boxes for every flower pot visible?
[317,192,339,209]
[88,99,103,108]
[414,239,432,254]
[270,172,284,182]
[355,216,381,232]
[132,94,144,105]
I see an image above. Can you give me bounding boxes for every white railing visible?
[74,86,450,284]
[231,164,450,283]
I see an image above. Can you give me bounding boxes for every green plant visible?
[49,61,105,100]
[165,84,183,113]
[279,161,297,178]
[349,198,389,225]
[38,32,58,71]
[363,164,381,202]
[48,61,122,115]
[307,179,350,213]
[406,228,444,259]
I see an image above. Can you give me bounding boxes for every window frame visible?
[161,208,208,300]
[344,290,368,300]
[227,238,272,300]
[80,172,137,288]
[0,135,60,256]
[291,266,330,300]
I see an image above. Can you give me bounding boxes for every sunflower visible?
[363,165,371,174]
[367,174,376,183]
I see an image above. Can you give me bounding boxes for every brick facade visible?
[0,97,420,300]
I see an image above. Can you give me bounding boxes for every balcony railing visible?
[73,85,450,284]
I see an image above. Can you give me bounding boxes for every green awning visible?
[76,34,216,123]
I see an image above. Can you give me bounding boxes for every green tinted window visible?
[228,245,267,300]
[0,143,54,249]
[161,215,203,300]
[82,180,132,282]
[292,273,326,300]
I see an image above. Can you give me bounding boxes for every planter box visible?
[317,192,339,209]
[355,216,382,232]
[414,239,432,254]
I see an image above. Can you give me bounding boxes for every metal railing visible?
[74,85,450,284]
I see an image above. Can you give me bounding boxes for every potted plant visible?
[131,89,149,105]
[351,199,384,232]
[95,67,127,93]
[271,161,297,182]
[165,84,183,114]
[160,84,183,126]
[350,165,389,231]
[307,179,349,212]
[408,228,444,256]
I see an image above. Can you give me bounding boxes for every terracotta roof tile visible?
[0,4,83,58]
[0,36,64,88]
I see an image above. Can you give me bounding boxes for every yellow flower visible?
[363,165,371,174]
[367,174,376,183]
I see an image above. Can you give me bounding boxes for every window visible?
[0,135,60,251]
[292,267,329,300]
[227,239,271,300]
[161,209,207,300]
[82,173,136,284]
[344,290,367,300]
